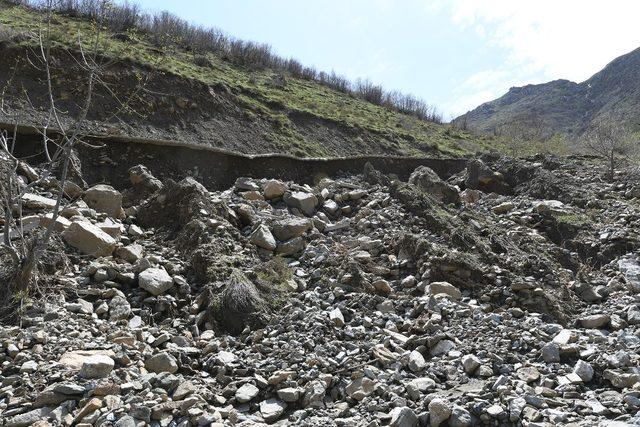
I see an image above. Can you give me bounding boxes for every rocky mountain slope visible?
[453,47,640,141]
[0,2,493,157]
[2,151,640,426]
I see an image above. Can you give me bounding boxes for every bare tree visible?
[0,0,109,310]
[583,120,636,182]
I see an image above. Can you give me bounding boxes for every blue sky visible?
[125,0,640,119]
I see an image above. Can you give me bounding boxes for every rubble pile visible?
[1,153,639,426]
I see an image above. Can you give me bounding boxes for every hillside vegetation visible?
[0,1,494,157]
[454,47,640,143]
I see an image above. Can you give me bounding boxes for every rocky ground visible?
[1,153,640,426]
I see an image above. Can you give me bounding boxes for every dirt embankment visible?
[0,44,441,158]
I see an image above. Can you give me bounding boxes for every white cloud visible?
[442,0,640,116]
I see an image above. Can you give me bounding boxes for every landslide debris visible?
[1,154,640,426]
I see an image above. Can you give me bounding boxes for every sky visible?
[124,0,640,120]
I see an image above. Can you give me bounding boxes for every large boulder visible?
[137,177,226,234]
[408,166,460,205]
[62,222,117,256]
[84,184,123,218]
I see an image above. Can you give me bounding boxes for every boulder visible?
[465,159,510,194]
[263,179,286,199]
[145,352,178,374]
[284,191,318,216]
[21,193,57,209]
[62,221,117,256]
[84,184,123,218]
[115,243,144,263]
[78,354,115,379]
[426,281,461,300]
[249,224,277,250]
[276,237,306,255]
[138,267,174,295]
[271,217,312,241]
[409,166,460,204]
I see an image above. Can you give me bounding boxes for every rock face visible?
[84,184,123,218]
[138,267,174,295]
[62,221,117,256]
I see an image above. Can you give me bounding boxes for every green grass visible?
[0,3,497,157]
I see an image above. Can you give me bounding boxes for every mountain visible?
[0,1,495,157]
[453,47,640,140]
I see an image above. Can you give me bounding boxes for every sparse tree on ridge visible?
[583,120,636,182]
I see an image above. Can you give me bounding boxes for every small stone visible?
[329,308,345,327]
[408,350,426,373]
[20,360,38,373]
[493,201,514,214]
[573,360,594,382]
[461,354,481,375]
[263,180,286,199]
[541,342,561,363]
[284,191,318,216]
[277,387,301,402]
[373,279,392,295]
[84,184,123,217]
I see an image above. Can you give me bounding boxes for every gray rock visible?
[84,184,123,218]
[461,354,481,374]
[145,352,178,374]
[62,221,117,256]
[541,342,561,363]
[408,350,426,372]
[271,217,312,241]
[284,191,318,216]
[449,405,472,427]
[390,406,419,427]
[138,267,174,296]
[573,360,594,382]
[249,224,277,250]
[259,398,286,422]
[428,398,452,427]
[79,355,114,379]
[236,383,259,403]
[409,166,460,204]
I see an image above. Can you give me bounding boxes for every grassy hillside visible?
[0,2,494,157]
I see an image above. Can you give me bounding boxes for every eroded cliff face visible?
[2,149,640,426]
